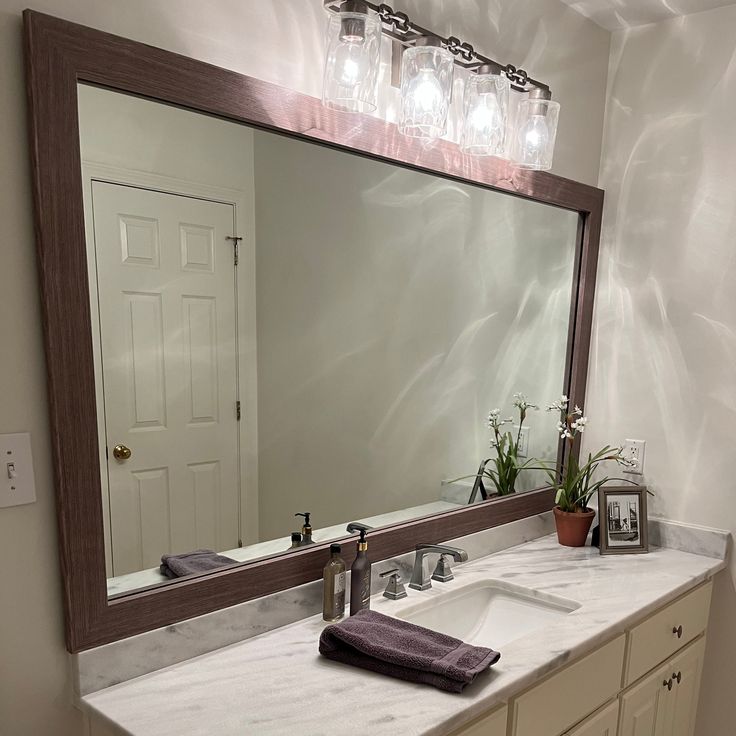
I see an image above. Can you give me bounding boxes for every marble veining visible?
[81,526,727,736]
[76,512,556,697]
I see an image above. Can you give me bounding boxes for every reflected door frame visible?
[81,162,260,575]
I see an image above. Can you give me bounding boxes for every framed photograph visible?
[599,486,649,555]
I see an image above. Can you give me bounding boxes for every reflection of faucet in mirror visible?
[295,513,314,545]
[468,458,493,504]
[346,522,373,534]
[409,544,468,591]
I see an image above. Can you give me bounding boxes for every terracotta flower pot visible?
[553,506,595,547]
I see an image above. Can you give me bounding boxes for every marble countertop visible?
[82,534,726,736]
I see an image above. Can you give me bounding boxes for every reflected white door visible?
[92,182,240,576]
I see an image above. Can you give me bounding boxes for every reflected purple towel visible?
[318,609,500,693]
[160,549,237,579]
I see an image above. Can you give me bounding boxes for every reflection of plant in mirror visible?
[481,393,540,496]
[544,395,637,512]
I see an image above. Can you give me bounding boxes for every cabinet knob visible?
[672,671,682,684]
[663,678,674,691]
[672,625,683,639]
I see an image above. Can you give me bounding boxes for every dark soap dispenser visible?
[349,528,372,616]
[295,512,314,545]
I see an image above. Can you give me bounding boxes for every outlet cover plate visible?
[515,426,530,458]
[623,438,645,475]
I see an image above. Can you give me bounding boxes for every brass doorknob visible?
[112,444,132,461]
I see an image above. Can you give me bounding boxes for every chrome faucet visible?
[409,544,468,591]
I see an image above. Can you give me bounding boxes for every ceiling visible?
[559,0,736,30]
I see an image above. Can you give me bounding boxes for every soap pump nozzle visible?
[357,528,368,552]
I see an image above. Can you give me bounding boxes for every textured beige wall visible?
[586,6,736,732]
[0,1,609,733]
[253,132,578,540]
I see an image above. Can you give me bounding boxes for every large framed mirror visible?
[24,11,602,651]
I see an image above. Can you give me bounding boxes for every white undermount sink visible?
[395,580,580,648]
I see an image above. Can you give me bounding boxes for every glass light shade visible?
[322,8,381,113]
[512,94,560,171]
[461,72,510,156]
[399,44,455,139]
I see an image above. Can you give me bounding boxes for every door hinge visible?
[236,400,241,421]
[226,235,243,266]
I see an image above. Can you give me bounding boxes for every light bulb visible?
[520,115,549,160]
[409,71,444,113]
[334,43,369,86]
[468,97,499,130]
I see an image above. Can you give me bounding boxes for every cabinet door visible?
[664,637,706,736]
[566,700,619,736]
[619,662,670,736]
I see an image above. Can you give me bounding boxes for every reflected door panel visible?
[92,182,240,575]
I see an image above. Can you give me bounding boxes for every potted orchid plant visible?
[449,393,540,497]
[545,396,638,546]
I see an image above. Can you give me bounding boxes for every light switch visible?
[0,433,37,508]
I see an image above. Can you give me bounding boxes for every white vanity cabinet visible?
[449,580,712,736]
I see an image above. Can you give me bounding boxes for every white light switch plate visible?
[0,433,37,508]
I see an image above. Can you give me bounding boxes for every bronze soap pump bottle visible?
[349,528,372,615]
[295,512,314,545]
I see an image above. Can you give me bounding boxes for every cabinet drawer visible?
[447,704,507,736]
[625,582,712,685]
[511,635,625,736]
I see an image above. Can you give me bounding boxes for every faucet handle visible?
[379,569,408,600]
[431,554,455,583]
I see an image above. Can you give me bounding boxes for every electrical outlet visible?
[622,439,645,475]
[515,426,530,458]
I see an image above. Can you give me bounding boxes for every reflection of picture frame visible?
[599,486,649,555]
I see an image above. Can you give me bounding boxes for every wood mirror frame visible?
[23,10,603,652]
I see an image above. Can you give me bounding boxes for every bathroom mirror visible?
[77,84,579,598]
[25,11,602,650]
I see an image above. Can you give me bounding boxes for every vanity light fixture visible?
[321,1,559,170]
[322,0,382,113]
[460,62,509,157]
[399,35,454,139]
[512,87,560,171]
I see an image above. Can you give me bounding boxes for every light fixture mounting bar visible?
[322,0,550,93]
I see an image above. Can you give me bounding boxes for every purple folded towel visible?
[318,610,500,693]
[160,549,237,579]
